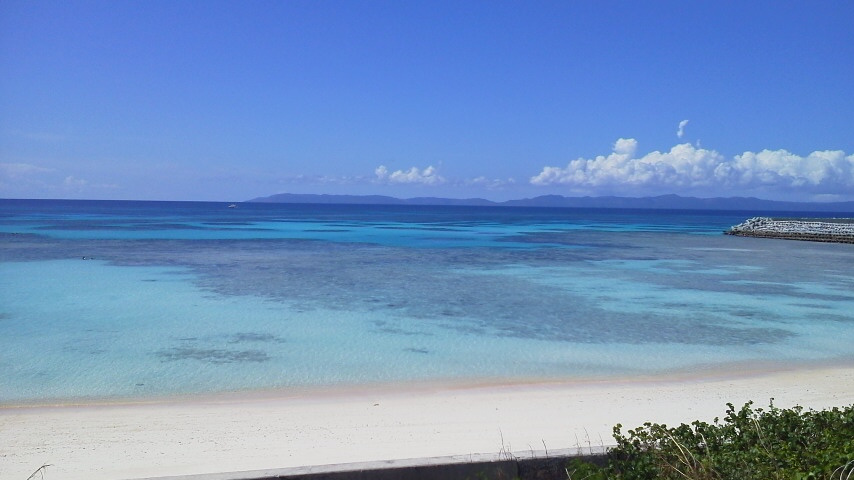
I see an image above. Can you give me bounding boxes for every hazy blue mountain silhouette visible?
[249,193,854,212]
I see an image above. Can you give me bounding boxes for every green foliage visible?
[569,402,854,480]
[566,458,609,480]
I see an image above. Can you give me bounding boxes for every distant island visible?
[248,193,854,213]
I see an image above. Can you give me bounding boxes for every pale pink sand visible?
[2,365,853,480]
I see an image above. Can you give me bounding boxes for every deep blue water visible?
[2,199,853,404]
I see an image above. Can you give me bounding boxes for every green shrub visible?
[569,402,854,480]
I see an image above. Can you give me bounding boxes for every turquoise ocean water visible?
[1,199,853,404]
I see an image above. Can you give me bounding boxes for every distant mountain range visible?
[248,193,854,213]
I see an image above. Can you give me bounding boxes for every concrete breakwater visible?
[136,449,609,480]
[725,217,854,244]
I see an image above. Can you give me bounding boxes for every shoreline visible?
[2,363,853,480]
[4,355,853,409]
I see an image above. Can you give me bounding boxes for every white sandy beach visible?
[2,364,853,480]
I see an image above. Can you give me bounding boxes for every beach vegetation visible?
[568,401,854,480]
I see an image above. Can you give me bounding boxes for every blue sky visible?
[2,1,853,202]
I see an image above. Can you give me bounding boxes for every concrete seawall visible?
[725,217,854,244]
[134,448,609,480]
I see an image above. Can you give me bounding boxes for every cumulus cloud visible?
[531,138,725,188]
[530,139,854,196]
[677,119,689,138]
[723,149,854,190]
[375,165,446,185]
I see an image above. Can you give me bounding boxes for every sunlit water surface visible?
[1,200,852,403]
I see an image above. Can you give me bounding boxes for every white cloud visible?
[530,139,854,196]
[466,176,517,189]
[531,138,725,188]
[273,173,367,186]
[724,149,854,190]
[0,162,58,195]
[677,119,689,138]
[0,162,119,197]
[63,175,88,189]
[0,162,55,178]
[375,165,446,185]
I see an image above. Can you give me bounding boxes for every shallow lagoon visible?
[2,200,853,403]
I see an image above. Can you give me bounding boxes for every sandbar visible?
[2,364,853,480]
